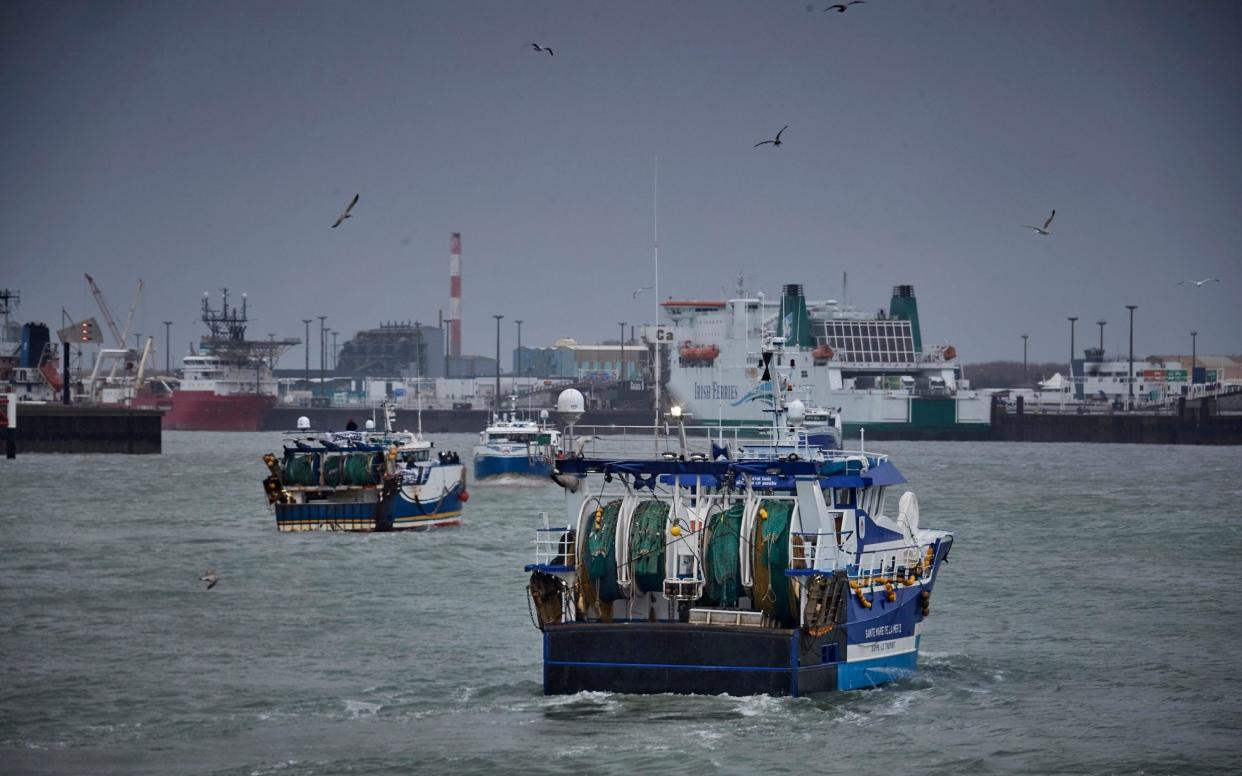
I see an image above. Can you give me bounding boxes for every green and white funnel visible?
[778,284,813,348]
[888,285,922,353]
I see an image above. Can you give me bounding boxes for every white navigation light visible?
[787,399,805,426]
[296,416,311,430]
[557,388,585,425]
[670,405,683,419]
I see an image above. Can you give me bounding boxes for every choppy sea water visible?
[2,433,1241,775]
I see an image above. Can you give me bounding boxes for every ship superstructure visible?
[661,284,989,435]
[136,290,297,430]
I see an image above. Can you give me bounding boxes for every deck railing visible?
[532,527,575,571]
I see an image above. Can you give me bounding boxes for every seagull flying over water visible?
[1178,278,1220,287]
[633,285,654,299]
[826,1,865,12]
[331,194,359,228]
[1021,209,1056,236]
[201,570,219,590]
[754,126,788,148]
[529,43,554,56]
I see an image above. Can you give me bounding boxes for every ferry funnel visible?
[778,284,813,348]
[889,285,922,353]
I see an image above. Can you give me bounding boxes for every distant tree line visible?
[960,361,1068,389]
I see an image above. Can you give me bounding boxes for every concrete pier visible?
[13,404,162,454]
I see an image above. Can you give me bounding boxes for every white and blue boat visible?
[525,338,954,696]
[262,406,468,531]
[473,398,562,480]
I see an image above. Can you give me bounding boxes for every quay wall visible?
[12,405,162,454]
[991,396,1242,445]
[267,400,1242,445]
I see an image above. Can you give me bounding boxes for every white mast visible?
[653,155,661,451]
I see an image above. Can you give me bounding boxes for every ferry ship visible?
[661,283,990,437]
[525,338,955,696]
[473,397,562,480]
[136,290,297,430]
[261,405,468,531]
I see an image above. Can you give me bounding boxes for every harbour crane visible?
[83,273,149,401]
[84,273,143,349]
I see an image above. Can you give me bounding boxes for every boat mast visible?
[653,155,660,453]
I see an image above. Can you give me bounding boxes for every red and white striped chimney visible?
[449,232,462,357]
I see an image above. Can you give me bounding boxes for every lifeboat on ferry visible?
[679,341,720,365]
[811,344,834,362]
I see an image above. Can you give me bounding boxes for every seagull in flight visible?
[826,1,865,12]
[1178,278,1220,287]
[633,285,654,299]
[201,570,219,590]
[1021,209,1056,236]
[332,194,359,228]
[754,126,788,148]
[529,43,554,56]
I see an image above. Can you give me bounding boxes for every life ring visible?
[787,453,799,462]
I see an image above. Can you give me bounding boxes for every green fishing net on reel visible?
[629,500,669,594]
[704,502,745,607]
[282,454,317,486]
[321,455,345,487]
[586,499,624,602]
[755,499,796,625]
[344,452,380,485]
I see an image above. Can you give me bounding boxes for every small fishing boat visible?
[472,396,561,480]
[261,404,468,531]
[524,336,954,696]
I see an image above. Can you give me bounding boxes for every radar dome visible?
[557,388,585,425]
[364,419,376,430]
[539,409,550,421]
[296,416,311,430]
[787,399,805,426]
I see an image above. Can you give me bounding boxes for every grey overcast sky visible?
[2,0,1239,366]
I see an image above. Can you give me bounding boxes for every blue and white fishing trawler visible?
[262,405,468,531]
[525,336,954,696]
[473,397,562,480]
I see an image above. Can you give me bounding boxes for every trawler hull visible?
[473,450,553,480]
[274,487,464,532]
[543,623,839,696]
[540,581,933,697]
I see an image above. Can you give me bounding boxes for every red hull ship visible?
[136,391,276,431]
[137,290,295,431]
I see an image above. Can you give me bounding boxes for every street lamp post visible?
[514,319,523,381]
[493,314,504,411]
[1021,334,1029,384]
[619,321,627,383]
[163,321,172,374]
[302,319,311,389]
[331,331,339,372]
[1191,330,1198,383]
[1067,316,1077,397]
[1126,305,1137,410]
[318,316,327,399]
